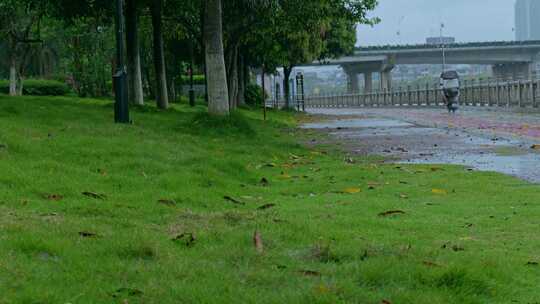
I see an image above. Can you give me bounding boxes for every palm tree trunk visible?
[151,0,169,109]
[126,0,144,105]
[204,0,229,115]
[9,56,17,96]
[227,45,239,110]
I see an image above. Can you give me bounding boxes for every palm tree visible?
[204,0,229,115]
[204,0,274,115]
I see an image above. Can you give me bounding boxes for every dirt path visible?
[303,108,540,183]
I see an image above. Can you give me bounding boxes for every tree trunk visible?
[9,56,17,96]
[283,66,293,109]
[204,0,229,115]
[16,75,24,96]
[151,0,169,109]
[227,45,239,110]
[238,54,246,106]
[126,0,144,105]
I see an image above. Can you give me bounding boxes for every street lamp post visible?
[113,0,130,123]
[440,23,447,72]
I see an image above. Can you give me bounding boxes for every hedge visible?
[0,79,70,96]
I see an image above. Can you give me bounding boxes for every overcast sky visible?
[356,0,516,46]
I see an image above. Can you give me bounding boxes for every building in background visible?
[515,0,540,41]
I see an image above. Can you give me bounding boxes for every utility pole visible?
[113,0,130,123]
[440,22,446,72]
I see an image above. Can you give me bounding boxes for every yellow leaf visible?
[343,187,361,194]
[432,189,448,195]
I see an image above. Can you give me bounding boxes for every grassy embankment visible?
[1,94,539,303]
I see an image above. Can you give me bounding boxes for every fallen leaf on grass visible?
[257,203,276,210]
[279,172,291,179]
[172,233,196,247]
[342,187,362,194]
[526,261,539,266]
[224,196,245,205]
[112,287,143,298]
[79,231,98,238]
[399,193,409,199]
[43,194,63,201]
[253,230,264,254]
[378,210,406,217]
[430,167,445,172]
[82,192,106,200]
[256,163,277,169]
[381,300,392,304]
[422,261,442,267]
[259,177,270,187]
[298,270,321,277]
[432,189,448,195]
[157,199,177,206]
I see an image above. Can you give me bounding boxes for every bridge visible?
[305,40,540,94]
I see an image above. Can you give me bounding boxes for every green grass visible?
[1,94,540,303]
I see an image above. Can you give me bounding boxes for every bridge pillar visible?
[492,63,533,81]
[346,71,360,94]
[364,72,373,93]
[380,71,392,90]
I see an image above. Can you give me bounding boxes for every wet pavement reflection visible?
[303,108,540,183]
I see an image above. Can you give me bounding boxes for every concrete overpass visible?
[308,41,540,93]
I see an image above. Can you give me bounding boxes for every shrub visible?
[245,83,268,106]
[179,75,206,86]
[0,79,70,96]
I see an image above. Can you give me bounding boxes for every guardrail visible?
[269,78,540,110]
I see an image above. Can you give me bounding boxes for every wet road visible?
[303,108,540,183]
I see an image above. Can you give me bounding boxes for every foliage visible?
[244,83,267,105]
[180,75,206,86]
[0,79,69,96]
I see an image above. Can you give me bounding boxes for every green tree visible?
[0,0,45,96]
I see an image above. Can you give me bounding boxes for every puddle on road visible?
[303,117,540,183]
[302,119,414,129]
[403,152,540,183]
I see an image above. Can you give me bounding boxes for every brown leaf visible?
[422,261,442,267]
[253,230,264,254]
[259,177,270,187]
[79,231,98,238]
[430,167,445,172]
[531,144,540,150]
[172,233,196,247]
[157,199,177,206]
[298,270,321,277]
[224,196,245,205]
[257,203,276,210]
[44,194,63,201]
[82,192,106,200]
[378,210,406,217]
[381,300,392,304]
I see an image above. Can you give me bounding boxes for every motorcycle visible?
[440,70,460,113]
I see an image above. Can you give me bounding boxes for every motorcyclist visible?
[440,70,460,113]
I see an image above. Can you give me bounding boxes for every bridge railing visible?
[268,78,540,110]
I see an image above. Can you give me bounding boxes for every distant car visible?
[440,70,460,113]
